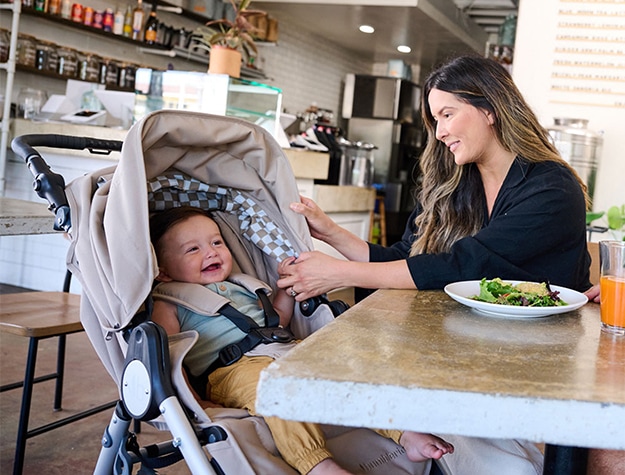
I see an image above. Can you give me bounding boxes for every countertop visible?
[0,197,56,235]
[257,289,625,450]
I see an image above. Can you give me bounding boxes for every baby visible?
[149,206,454,475]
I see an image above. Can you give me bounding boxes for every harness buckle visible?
[218,344,244,367]
[254,327,295,344]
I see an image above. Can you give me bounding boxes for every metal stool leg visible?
[53,334,67,411]
[13,337,39,475]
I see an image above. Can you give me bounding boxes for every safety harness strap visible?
[189,296,294,399]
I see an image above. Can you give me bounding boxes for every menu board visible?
[550,0,625,109]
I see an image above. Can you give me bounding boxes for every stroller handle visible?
[11,134,123,233]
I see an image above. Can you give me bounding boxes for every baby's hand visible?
[278,256,297,277]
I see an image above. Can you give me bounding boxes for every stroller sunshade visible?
[148,172,298,263]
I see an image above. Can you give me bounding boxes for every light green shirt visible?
[177,281,265,376]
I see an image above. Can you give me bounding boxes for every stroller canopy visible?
[65,110,313,383]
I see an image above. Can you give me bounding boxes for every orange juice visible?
[600,276,625,329]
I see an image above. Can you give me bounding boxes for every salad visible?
[471,278,567,307]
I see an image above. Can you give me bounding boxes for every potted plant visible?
[193,0,265,78]
[587,204,625,242]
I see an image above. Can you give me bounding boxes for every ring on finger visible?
[289,288,298,297]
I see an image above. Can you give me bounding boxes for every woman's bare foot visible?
[307,458,355,475]
[400,431,455,462]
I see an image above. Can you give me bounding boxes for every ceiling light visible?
[397,45,411,53]
[359,25,375,34]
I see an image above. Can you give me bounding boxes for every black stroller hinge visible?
[201,426,228,445]
[121,322,176,421]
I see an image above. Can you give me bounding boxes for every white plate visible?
[444,280,588,318]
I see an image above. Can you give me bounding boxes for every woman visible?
[278,55,592,300]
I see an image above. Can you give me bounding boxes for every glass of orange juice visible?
[599,240,625,336]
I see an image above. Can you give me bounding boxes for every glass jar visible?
[44,41,59,73]
[78,53,100,82]
[104,59,119,87]
[98,58,108,84]
[16,35,37,68]
[17,87,48,119]
[57,46,78,78]
[0,29,10,63]
[117,62,136,90]
[35,41,58,72]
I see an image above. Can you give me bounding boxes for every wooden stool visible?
[0,291,116,475]
[588,241,600,285]
[369,193,387,246]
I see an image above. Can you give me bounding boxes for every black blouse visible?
[369,157,592,292]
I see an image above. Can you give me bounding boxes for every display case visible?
[133,69,283,140]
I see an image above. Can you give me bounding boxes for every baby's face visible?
[158,215,233,285]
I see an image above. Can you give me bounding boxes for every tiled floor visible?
[0,284,354,474]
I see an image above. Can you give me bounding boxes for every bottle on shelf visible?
[143,2,158,45]
[113,6,125,35]
[34,0,48,13]
[123,4,133,38]
[131,0,145,41]
[60,0,71,19]
[48,0,61,16]
[103,8,115,32]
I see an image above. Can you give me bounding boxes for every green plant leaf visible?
[586,211,604,225]
[606,205,625,230]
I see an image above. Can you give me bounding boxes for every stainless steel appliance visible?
[342,74,424,242]
[547,117,603,203]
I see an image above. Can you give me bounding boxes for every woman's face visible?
[428,88,497,166]
[157,214,233,285]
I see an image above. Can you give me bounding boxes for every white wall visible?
[257,20,371,116]
[513,0,625,215]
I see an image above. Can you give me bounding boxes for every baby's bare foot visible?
[400,431,455,462]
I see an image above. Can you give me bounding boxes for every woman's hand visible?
[290,196,338,242]
[277,251,345,301]
[584,284,600,303]
[290,196,370,262]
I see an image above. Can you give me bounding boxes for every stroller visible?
[12,110,434,475]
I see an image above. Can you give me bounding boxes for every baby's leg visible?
[400,431,455,462]
[307,458,354,475]
[209,356,346,474]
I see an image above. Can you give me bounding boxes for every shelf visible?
[15,64,135,92]
[139,46,267,79]
[21,7,170,50]
[20,7,268,80]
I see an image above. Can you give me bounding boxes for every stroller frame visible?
[12,110,434,475]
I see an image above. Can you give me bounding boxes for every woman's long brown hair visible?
[411,55,589,256]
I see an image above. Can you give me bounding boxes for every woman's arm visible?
[277,252,416,301]
[290,196,370,262]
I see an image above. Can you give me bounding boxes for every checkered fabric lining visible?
[148,173,297,262]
